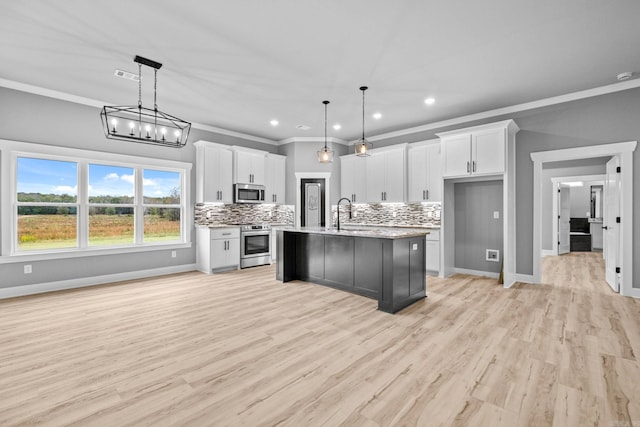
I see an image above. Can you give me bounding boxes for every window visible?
[9,147,190,255]
[17,158,79,251]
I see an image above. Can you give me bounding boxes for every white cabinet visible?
[408,143,442,202]
[340,154,367,203]
[196,227,240,273]
[194,141,233,203]
[425,229,440,274]
[441,127,505,178]
[265,154,286,204]
[234,149,265,185]
[366,147,406,203]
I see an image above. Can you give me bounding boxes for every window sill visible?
[0,242,192,264]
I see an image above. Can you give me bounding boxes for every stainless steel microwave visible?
[234,183,265,203]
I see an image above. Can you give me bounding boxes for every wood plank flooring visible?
[1,251,639,426]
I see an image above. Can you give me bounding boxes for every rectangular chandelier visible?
[100,55,191,148]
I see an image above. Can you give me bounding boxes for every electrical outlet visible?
[206,211,212,218]
[493,211,500,219]
[392,211,397,218]
[486,249,500,262]
[171,251,177,258]
[353,211,357,218]
[24,264,32,274]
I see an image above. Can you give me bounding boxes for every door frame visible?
[295,172,331,228]
[531,141,637,297]
[550,174,605,256]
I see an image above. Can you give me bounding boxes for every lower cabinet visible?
[196,227,240,273]
[425,229,440,274]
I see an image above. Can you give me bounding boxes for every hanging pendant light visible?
[317,100,334,163]
[354,86,372,157]
[100,55,191,148]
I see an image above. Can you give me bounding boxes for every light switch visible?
[493,211,500,219]
[412,243,418,250]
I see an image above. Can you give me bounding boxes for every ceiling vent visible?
[114,69,140,82]
[296,124,311,131]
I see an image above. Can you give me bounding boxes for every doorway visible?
[295,172,332,228]
[531,141,637,297]
[300,178,325,227]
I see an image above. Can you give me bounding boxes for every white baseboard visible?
[452,268,500,279]
[0,264,197,299]
[541,250,555,257]
[513,274,536,284]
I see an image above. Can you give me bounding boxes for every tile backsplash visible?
[332,202,441,227]
[195,203,295,226]
[195,202,440,228]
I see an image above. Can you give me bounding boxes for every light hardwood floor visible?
[1,252,639,426]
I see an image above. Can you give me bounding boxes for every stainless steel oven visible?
[240,224,271,268]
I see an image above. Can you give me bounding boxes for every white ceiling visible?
[2,1,640,143]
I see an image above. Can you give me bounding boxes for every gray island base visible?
[276,228,428,314]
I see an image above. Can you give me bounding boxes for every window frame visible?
[1,140,192,261]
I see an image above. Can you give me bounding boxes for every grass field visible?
[18,214,180,250]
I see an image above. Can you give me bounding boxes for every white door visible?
[604,156,620,292]
[558,184,570,255]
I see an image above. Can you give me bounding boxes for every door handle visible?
[602,226,608,230]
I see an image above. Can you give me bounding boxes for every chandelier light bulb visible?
[160,127,167,141]
[110,118,118,133]
[144,124,151,139]
[129,122,135,135]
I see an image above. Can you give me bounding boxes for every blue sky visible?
[17,157,180,198]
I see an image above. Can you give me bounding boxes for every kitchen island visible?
[276,227,428,313]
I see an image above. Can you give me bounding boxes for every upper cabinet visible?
[194,141,233,203]
[439,121,518,178]
[340,154,367,203]
[365,146,407,203]
[265,154,286,204]
[408,142,442,202]
[234,149,265,185]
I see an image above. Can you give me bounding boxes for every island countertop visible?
[285,226,430,240]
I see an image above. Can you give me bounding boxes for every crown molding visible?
[278,136,348,146]
[366,78,640,142]
[0,78,277,146]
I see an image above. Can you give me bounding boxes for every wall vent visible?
[114,69,140,82]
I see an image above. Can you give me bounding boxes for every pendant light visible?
[317,100,334,163]
[354,86,372,156]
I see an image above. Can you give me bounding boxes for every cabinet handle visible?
[473,161,476,173]
[426,189,429,200]
[353,194,356,202]
[222,232,231,236]
[423,190,426,200]
[467,161,470,173]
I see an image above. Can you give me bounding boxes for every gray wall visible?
[454,181,503,274]
[540,161,606,250]
[278,140,349,207]
[0,87,276,288]
[570,186,591,218]
[375,87,640,283]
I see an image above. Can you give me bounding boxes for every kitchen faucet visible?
[336,198,352,231]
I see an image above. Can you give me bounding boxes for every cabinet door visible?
[272,156,286,204]
[473,128,505,175]
[250,153,266,185]
[425,144,442,202]
[218,149,233,203]
[200,146,219,203]
[366,153,386,202]
[210,239,228,270]
[340,156,355,200]
[226,238,240,267]
[425,240,440,272]
[235,151,253,183]
[442,134,471,177]
[352,156,367,203]
[408,145,427,202]
[383,149,405,203]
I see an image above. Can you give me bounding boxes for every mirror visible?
[590,185,603,219]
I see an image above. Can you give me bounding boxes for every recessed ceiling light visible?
[372,112,382,120]
[270,119,279,126]
[424,97,435,105]
[114,69,139,82]
[333,124,341,131]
